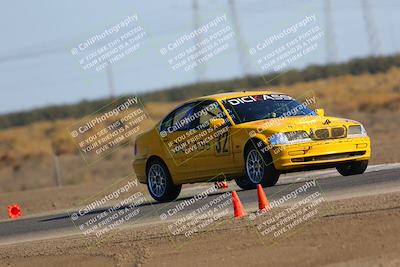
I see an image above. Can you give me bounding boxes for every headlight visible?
[348,125,367,137]
[286,131,311,142]
[269,131,311,145]
[270,133,289,145]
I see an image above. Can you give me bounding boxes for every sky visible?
[0,0,399,114]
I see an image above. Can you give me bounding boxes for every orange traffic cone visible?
[257,184,270,211]
[8,204,22,219]
[232,191,247,218]
[215,181,228,189]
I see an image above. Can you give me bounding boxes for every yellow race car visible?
[133,91,370,202]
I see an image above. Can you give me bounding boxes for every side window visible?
[171,102,198,131]
[160,111,174,132]
[196,100,229,129]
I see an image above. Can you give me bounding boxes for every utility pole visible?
[228,0,251,77]
[106,64,116,99]
[389,20,398,54]
[361,0,382,56]
[52,153,62,187]
[324,0,338,63]
[51,143,62,188]
[192,0,205,83]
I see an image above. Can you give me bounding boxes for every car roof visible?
[191,90,285,102]
[156,90,287,126]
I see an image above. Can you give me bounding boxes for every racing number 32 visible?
[215,131,229,154]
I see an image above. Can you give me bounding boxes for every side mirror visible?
[315,108,325,117]
[209,118,225,128]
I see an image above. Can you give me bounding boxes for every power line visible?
[0,44,66,64]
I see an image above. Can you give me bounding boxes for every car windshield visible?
[222,94,316,124]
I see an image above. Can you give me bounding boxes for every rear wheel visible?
[146,159,181,202]
[235,142,280,190]
[336,160,368,176]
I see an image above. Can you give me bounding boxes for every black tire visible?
[146,158,181,202]
[336,160,368,176]
[235,141,280,190]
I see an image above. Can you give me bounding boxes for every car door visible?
[159,102,200,178]
[188,100,235,179]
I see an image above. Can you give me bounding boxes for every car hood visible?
[235,116,359,134]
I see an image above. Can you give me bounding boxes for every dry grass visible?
[270,67,400,114]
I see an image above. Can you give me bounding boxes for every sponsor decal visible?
[224,94,293,106]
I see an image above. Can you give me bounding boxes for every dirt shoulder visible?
[0,192,399,267]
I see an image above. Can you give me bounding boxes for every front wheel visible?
[336,160,368,176]
[146,159,181,202]
[235,143,280,190]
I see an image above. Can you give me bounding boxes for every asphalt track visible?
[0,166,399,245]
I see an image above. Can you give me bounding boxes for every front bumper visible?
[271,136,371,171]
